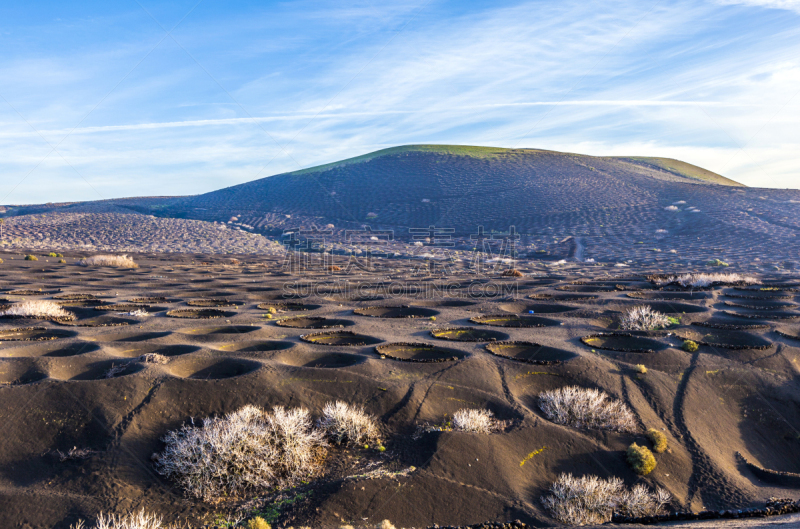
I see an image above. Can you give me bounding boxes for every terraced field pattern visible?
[0,254,798,528]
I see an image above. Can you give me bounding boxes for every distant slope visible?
[611,156,742,186]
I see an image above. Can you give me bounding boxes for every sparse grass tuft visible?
[452,408,495,434]
[646,428,668,453]
[0,300,75,320]
[318,401,380,446]
[538,386,637,433]
[627,443,657,475]
[620,306,671,331]
[79,254,138,268]
[682,339,699,352]
[540,473,670,525]
[155,405,326,501]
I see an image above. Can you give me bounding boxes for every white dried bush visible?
[541,474,670,525]
[155,405,327,501]
[620,306,671,331]
[538,386,637,433]
[664,205,679,211]
[139,353,168,364]
[0,300,75,320]
[654,273,758,288]
[318,401,380,445]
[70,510,163,529]
[79,254,138,268]
[452,408,494,434]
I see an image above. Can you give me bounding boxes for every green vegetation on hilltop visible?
[613,156,742,186]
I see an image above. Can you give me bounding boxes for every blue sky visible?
[1,0,799,203]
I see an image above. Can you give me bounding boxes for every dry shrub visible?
[452,408,494,434]
[654,273,758,288]
[327,265,342,271]
[620,306,670,331]
[541,473,671,525]
[79,254,138,268]
[139,353,168,364]
[634,364,647,374]
[377,521,397,529]
[538,386,637,433]
[627,443,657,475]
[646,428,668,453]
[0,300,75,321]
[155,405,326,501]
[247,517,270,529]
[318,401,380,445]
[501,269,524,277]
[70,510,164,529]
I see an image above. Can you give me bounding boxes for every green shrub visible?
[24,254,38,261]
[0,258,3,264]
[646,428,668,453]
[627,443,657,475]
[247,517,270,529]
[58,259,66,264]
[707,259,729,267]
[682,340,699,352]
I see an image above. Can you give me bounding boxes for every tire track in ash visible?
[673,350,748,508]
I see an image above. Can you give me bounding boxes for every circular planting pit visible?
[724,300,798,311]
[186,299,242,308]
[581,333,669,353]
[277,351,365,368]
[374,342,463,362]
[499,302,576,314]
[628,291,711,301]
[2,342,101,358]
[175,358,261,380]
[276,317,354,329]
[469,314,562,328]
[300,331,381,346]
[218,341,294,353]
[110,344,201,358]
[723,310,800,321]
[692,319,769,331]
[166,308,231,319]
[97,331,171,342]
[95,304,164,313]
[677,329,773,350]
[724,291,794,300]
[485,341,575,364]
[776,328,800,341]
[55,316,135,327]
[0,360,48,385]
[431,327,510,342]
[621,301,708,314]
[529,293,599,302]
[256,302,321,312]
[181,325,260,336]
[7,290,50,296]
[354,306,439,318]
[69,360,146,381]
[56,299,107,308]
[558,285,619,293]
[128,297,168,303]
[0,327,74,342]
[406,299,476,308]
[53,293,99,301]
